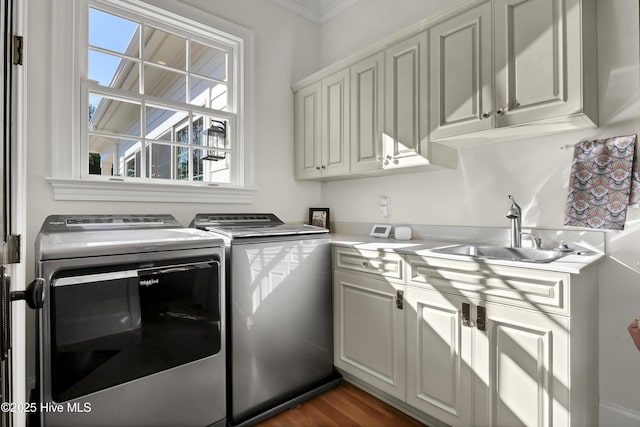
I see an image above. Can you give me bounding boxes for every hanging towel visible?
[564,134,640,230]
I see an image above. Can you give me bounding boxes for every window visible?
[86,5,233,184]
[48,0,255,203]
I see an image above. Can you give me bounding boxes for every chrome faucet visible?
[506,195,522,248]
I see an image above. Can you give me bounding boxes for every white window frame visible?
[48,0,256,203]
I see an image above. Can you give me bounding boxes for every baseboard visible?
[600,401,640,427]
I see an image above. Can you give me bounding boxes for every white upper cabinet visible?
[294,81,322,180]
[293,0,597,176]
[494,0,580,126]
[350,53,385,173]
[429,2,493,140]
[384,33,430,169]
[321,69,351,176]
[429,0,597,144]
[294,69,350,179]
[384,33,457,170]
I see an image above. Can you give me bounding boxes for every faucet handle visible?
[506,195,522,218]
[520,232,542,249]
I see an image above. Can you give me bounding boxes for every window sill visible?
[47,178,257,204]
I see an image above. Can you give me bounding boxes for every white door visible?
[429,1,493,140]
[333,271,405,399]
[350,53,384,173]
[294,81,322,179]
[1,0,33,426]
[384,32,429,169]
[494,0,578,127]
[321,69,350,176]
[405,287,473,427]
[473,302,569,427]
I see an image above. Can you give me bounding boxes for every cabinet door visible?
[474,302,569,427]
[333,271,405,399]
[429,1,493,140]
[350,53,384,173]
[405,287,472,427]
[494,0,580,127]
[321,69,350,176]
[294,81,322,179]
[384,32,429,169]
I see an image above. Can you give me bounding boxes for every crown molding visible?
[270,0,358,24]
[320,0,358,22]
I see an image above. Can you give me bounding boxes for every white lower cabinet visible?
[333,246,598,427]
[406,286,569,427]
[333,270,406,399]
[405,288,472,426]
[474,301,569,427]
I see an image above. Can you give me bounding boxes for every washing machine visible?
[35,214,226,427]
[191,213,341,427]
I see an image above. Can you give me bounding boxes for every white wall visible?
[320,0,467,66]
[25,0,323,271]
[318,0,640,421]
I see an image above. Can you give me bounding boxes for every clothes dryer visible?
[36,214,226,427]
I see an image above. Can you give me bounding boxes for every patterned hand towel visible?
[564,134,640,230]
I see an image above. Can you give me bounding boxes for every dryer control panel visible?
[40,214,181,232]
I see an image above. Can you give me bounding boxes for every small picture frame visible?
[308,208,330,230]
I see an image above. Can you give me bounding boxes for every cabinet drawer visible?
[407,255,569,314]
[334,247,404,281]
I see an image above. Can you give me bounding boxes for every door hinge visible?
[13,36,24,66]
[1,235,21,264]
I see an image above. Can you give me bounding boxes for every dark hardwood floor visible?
[255,382,428,427]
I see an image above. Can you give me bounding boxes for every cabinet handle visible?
[481,111,492,119]
[462,302,472,327]
[321,165,326,170]
[396,290,404,310]
[476,305,486,331]
[315,166,321,171]
[496,107,507,117]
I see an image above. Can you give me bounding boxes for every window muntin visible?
[85,3,235,185]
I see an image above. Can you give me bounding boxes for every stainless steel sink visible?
[430,244,569,263]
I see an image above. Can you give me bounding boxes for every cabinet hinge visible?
[1,235,21,264]
[13,36,24,66]
[396,290,404,310]
[476,305,486,331]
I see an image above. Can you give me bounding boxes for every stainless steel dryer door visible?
[50,260,220,401]
[40,252,225,427]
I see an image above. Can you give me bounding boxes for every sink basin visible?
[430,244,568,263]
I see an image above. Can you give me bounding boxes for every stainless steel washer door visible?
[229,236,333,423]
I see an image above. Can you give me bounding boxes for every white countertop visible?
[331,234,603,274]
